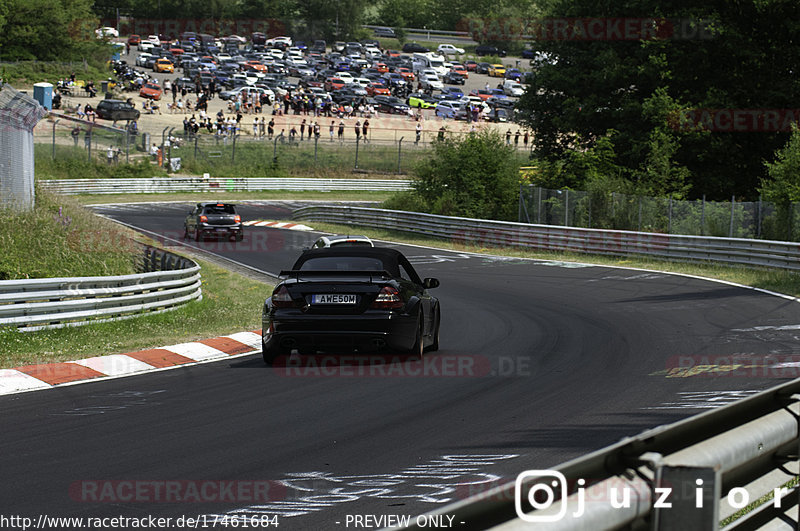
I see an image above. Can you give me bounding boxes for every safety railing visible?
[292,205,800,271]
[396,377,800,530]
[38,177,413,195]
[0,245,201,331]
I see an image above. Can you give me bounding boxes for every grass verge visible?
[0,257,270,368]
[308,221,800,297]
[0,189,136,280]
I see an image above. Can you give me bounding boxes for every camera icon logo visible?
[515,470,568,522]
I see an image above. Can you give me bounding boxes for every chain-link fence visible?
[34,115,137,166]
[519,185,799,242]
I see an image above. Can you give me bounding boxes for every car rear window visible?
[299,257,385,271]
[203,204,236,214]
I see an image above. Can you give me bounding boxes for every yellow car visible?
[488,64,506,77]
[154,58,174,73]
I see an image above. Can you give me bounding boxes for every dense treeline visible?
[514,0,800,201]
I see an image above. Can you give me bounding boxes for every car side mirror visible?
[423,278,439,289]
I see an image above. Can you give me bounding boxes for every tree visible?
[412,129,519,220]
[514,0,800,200]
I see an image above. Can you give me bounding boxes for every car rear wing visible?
[279,270,393,282]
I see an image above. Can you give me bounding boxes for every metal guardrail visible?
[39,178,413,195]
[395,378,800,530]
[292,205,800,271]
[0,245,201,331]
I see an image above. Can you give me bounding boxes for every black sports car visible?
[183,202,243,242]
[261,247,441,364]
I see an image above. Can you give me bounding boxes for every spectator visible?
[523,130,529,148]
[362,119,369,142]
[268,118,274,139]
[338,120,345,141]
[355,120,361,141]
[329,120,335,142]
[107,145,115,165]
[415,122,422,144]
[438,126,446,141]
[300,119,306,140]
[253,117,259,137]
[71,127,80,146]
[514,130,520,147]
[506,130,511,145]
[313,121,320,140]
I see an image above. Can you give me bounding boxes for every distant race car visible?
[261,247,441,363]
[183,202,243,242]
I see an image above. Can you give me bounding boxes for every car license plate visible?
[312,294,357,304]
[216,228,227,231]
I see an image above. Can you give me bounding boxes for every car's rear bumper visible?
[264,311,417,353]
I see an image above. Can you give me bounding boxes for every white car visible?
[138,41,155,52]
[421,74,443,90]
[136,53,155,67]
[336,72,355,83]
[95,26,119,39]
[503,81,524,97]
[437,44,465,55]
[146,35,161,46]
[352,77,371,87]
[311,235,374,248]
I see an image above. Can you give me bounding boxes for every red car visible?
[324,77,345,91]
[397,67,415,82]
[469,89,494,101]
[464,60,478,72]
[139,82,163,100]
[374,62,389,73]
[450,64,469,78]
[366,82,390,96]
[128,34,141,45]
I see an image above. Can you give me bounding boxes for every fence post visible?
[519,184,523,222]
[668,197,672,234]
[52,119,60,160]
[354,136,360,169]
[397,137,403,174]
[611,192,615,228]
[194,135,198,160]
[638,196,642,231]
[273,132,282,164]
[231,133,237,163]
[701,195,705,236]
[87,126,92,163]
[564,189,569,226]
[757,195,762,239]
[537,187,542,224]
[729,194,735,238]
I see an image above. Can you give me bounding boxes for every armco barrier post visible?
[730,195,736,237]
[52,119,60,160]
[397,137,403,174]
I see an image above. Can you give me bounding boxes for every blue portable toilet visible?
[112,43,125,61]
[33,82,53,110]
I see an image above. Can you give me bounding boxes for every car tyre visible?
[409,314,424,360]
[262,339,284,366]
[426,306,440,353]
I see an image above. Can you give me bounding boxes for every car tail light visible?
[371,286,403,310]
[234,214,241,223]
[271,285,295,308]
[199,215,208,223]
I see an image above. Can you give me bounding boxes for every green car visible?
[407,92,438,109]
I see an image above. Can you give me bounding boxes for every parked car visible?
[435,100,467,119]
[437,44,465,55]
[402,42,429,53]
[184,202,243,242]
[475,62,491,74]
[407,92,438,109]
[442,71,465,85]
[373,95,410,114]
[475,44,507,57]
[95,99,140,122]
[488,64,506,77]
[153,58,174,73]
[128,34,141,45]
[139,82,163,100]
[373,27,397,38]
[261,247,440,363]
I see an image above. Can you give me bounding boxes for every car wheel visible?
[262,339,284,366]
[426,305,440,352]
[408,314,424,360]
[236,232,244,242]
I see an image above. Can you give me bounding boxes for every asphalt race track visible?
[3,200,800,529]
